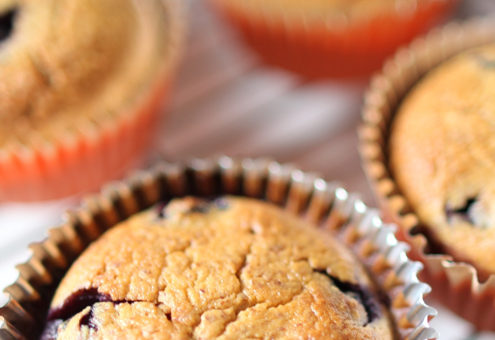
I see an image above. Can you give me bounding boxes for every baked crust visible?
[46,197,395,339]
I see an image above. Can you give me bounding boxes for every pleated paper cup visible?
[0,0,186,202]
[360,18,495,331]
[208,0,458,79]
[1,157,437,340]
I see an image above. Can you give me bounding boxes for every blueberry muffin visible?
[390,44,495,276]
[0,0,183,201]
[41,197,396,339]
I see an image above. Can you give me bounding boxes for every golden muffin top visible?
[44,197,395,340]
[390,44,495,274]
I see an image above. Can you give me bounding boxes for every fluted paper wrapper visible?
[208,0,457,78]
[0,0,186,202]
[360,18,495,331]
[1,157,437,340]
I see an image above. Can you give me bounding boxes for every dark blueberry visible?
[315,270,383,325]
[157,202,168,218]
[79,307,98,332]
[445,198,476,225]
[158,197,229,220]
[0,9,15,42]
[188,202,210,214]
[47,288,112,321]
[214,197,229,210]
[40,320,63,340]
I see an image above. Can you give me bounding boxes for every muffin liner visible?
[0,0,186,202]
[208,0,458,78]
[359,18,495,331]
[0,157,437,340]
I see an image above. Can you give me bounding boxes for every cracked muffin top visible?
[0,0,169,146]
[42,197,395,340]
[390,44,495,275]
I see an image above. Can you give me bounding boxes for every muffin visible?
[360,20,495,330]
[0,158,438,339]
[208,0,458,78]
[41,197,395,339]
[390,44,495,277]
[0,0,184,201]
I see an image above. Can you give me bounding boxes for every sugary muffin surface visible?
[390,44,495,274]
[43,197,395,340]
[0,0,167,146]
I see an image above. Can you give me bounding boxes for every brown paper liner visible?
[208,0,458,79]
[359,18,495,331]
[0,157,437,340]
[0,0,185,202]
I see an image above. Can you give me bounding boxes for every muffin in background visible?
[208,0,458,79]
[359,19,495,331]
[0,0,184,201]
[390,44,495,278]
[43,197,396,339]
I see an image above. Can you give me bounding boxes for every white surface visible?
[1,0,495,338]
[0,198,77,306]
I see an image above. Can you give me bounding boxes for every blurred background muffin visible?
[207,0,459,78]
[390,44,495,279]
[360,19,495,331]
[0,0,184,201]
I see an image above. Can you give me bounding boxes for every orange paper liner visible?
[0,157,438,340]
[209,0,458,79]
[359,18,495,331]
[0,0,185,202]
